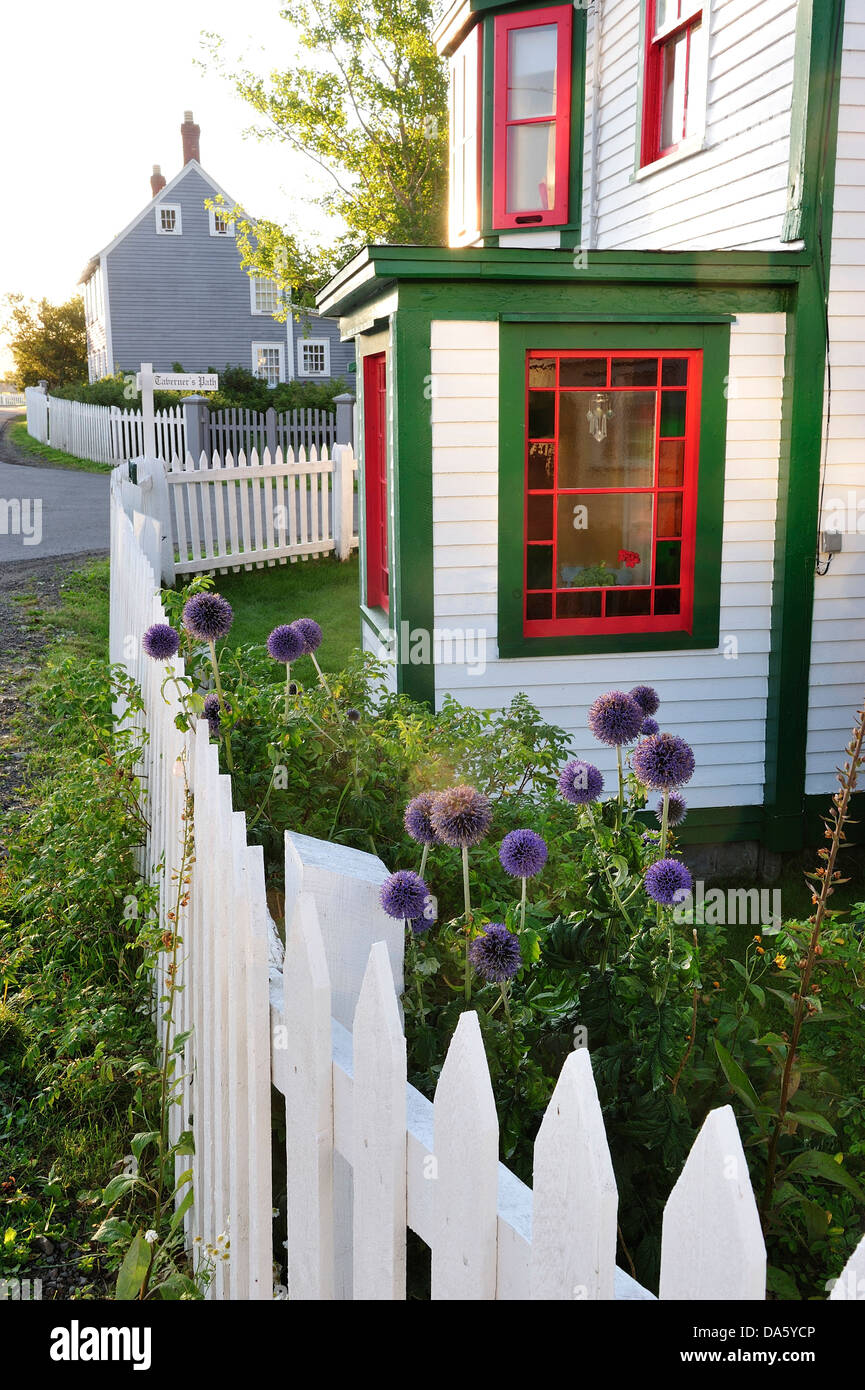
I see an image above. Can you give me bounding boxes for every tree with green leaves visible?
[3,294,87,389]
[203,0,448,309]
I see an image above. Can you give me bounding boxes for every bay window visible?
[493,5,572,228]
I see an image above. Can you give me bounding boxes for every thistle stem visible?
[499,981,513,1028]
[207,639,233,771]
[582,805,634,931]
[616,745,624,828]
[520,875,527,933]
[284,664,292,721]
[462,844,472,1004]
[419,843,429,880]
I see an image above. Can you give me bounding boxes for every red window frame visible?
[492,5,572,229]
[523,349,702,638]
[641,0,703,166]
[363,351,389,613]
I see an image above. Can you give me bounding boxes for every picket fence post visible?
[332,443,356,562]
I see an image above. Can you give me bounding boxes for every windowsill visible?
[633,136,706,182]
[360,602,392,643]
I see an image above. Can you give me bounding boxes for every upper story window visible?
[641,1,707,167]
[209,207,234,237]
[493,5,572,229]
[523,349,702,637]
[156,204,182,235]
[251,277,280,315]
[298,340,330,377]
[448,25,481,245]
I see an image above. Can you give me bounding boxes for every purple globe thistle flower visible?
[469,923,522,983]
[641,717,660,736]
[380,870,429,921]
[183,592,234,643]
[430,785,492,849]
[558,759,604,806]
[292,617,323,655]
[658,793,688,828]
[203,693,222,737]
[630,685,660,717]
[633,732,696,791]
[644,857,692,906]
[587,690,644,747]
[347,708,361,723]
[409,915,432,936]
[267,624,305,665]
[404,792,440,848]
[288,681,298,696]
[142,623,180,661]
[499,828,548,879]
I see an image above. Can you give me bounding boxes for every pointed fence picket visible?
[110,470,865,1302]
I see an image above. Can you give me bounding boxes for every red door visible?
[363,352,389,611]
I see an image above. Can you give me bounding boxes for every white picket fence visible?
[166,444,358,578]
[0,391,25,408]
[111,404,186,464]
[110,476,865,1300]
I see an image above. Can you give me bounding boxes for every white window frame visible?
[252,341,285,387]
[155,203,182,235]
[250,277,281,316]
[209,206,234,237]
[297,338,330,378]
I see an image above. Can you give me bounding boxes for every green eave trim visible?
[318,245,808,318]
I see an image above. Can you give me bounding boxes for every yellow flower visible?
[774,953,788,968]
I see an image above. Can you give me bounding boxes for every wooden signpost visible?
[135,362,218,460]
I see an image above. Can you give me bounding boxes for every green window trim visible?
[498,319,731,659]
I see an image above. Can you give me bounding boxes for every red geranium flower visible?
[618,548,640,568]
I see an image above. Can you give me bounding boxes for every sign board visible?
[136,371,219,392]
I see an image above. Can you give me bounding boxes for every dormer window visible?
[156,204,182,235]
[492,5,572,229]
[641,1,707,167]
[209,207,234,237]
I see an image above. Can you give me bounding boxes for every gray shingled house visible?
[79,112,353,389]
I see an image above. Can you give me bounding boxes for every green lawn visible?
[210,553,362,672]
[9,419,113,474]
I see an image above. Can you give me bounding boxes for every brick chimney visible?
[150,164,166,197]
[181,110,200,165]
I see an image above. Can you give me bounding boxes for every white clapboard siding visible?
[806,5,865,794]
[583,0,798,251]
[165,444,358,576]
[426,315,785,810]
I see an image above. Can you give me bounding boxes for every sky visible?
[0,0,340,372]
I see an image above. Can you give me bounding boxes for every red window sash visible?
[523,350,702,639]
[641,1,703,166]
[363,352,389,613]
[492,5,572,229]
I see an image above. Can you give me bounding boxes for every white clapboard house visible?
[318,0,863,856]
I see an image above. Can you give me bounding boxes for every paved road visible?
[0,458,109,562]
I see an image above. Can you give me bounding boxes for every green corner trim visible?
[391,310,436,704]
[763,0,845,853]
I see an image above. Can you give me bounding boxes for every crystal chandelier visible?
[586,392,613,443]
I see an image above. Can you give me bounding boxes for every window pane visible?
[527,545,553,589]
[657,492,683,537]
[558,390,656,489]
[606,589,652,617]
[661,32,687,149]
[654,588,681,615]
[654,0,677,35]
[559,357,607,388]
[528,357,556,387]
[557,492,653,588]
[508,24,557,119]
[655,540,682,585]
[528,390,555,438]
[662,358,688,386]
[507,122,556,212]
[659,438,685,486]
[557,590,601,619]
[527,440,555,488]
[527,493,554,540]
[526,592,552,619]
[610,357,658,387]
[685,23,706,141]
[660,390,687,437]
